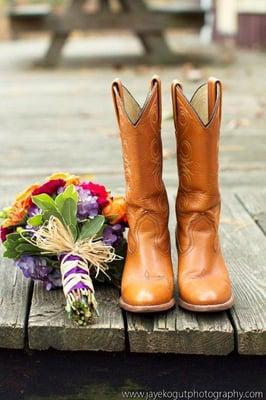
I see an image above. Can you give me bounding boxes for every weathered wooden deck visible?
[0,38,265,355]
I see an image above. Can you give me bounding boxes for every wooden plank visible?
[126,195,234,355]
[236,188,266,234]
[11,9,203,33]
[221,191,266,355]
[127,308,233,355]
[0,253,31,349]
[46,12,203,34]
[28,283,125,351]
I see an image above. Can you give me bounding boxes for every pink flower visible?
[0,226,11,242]
[80,182,109,207]
[32,179,65,197]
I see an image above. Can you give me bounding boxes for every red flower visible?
[32,179,65,197]
[0,226,11,242]
[81,182,109,207]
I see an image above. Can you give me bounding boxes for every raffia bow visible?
[28,216,118,274]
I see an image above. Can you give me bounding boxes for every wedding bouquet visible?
[0,173,127,326]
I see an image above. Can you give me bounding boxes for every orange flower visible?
[103,196,127,224]
[15,183,39,207]
[2,183,39,228]
[47,172,80,186]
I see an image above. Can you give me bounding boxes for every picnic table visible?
[8,0,205,66]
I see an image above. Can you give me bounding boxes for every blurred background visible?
[0,0,265,197]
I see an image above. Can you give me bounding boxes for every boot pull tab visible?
[111,78,124,124]
[171,80,183,130]
[208,77,222,121]
[151,75,162,126]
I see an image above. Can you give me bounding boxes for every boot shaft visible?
[112,76,168,213]
[171,78,222,213]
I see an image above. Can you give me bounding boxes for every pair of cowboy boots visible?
[112,76,234,313]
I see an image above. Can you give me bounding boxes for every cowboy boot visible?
[112,76,175,312]
[171,77,234,312]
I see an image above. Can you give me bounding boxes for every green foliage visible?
[78,215,105,241]
[55,184,78,213]
[27,214,43,227]
[32,185,78,241]
[62,198,78,240]
[3,232,41,259]
[32,193,63,223]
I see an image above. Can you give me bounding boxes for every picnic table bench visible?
[1,188,265,355]
[8,0,205,66]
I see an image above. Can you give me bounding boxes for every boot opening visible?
[190,81,221,126]
[122,86,142,125]
[190,83,209,125]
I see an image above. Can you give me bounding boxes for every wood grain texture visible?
[28,283,125,351]
[221,191,266,355]
[236,188,266,234]
[127,308,233,355]
[126,195,234,355]
[0,253,31,349]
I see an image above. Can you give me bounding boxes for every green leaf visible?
[32,193,57,211]
[32,186,79,241]
[32,194,64,223]
[27,214,43,227]
[16,243,41,253]
[3,231,42,260]
[79,216,105,241]
[55,184,78,213]
[94,223,107,239]
[61,198,78,240]
[5,232,20,243]
[3,249,17,259]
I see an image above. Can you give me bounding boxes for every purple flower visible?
[27,205,41,217]
[57,186,65,195]
[16,255,62,291]
[103,224,125,248]
[45,268,62,291]
[76,186,99,220]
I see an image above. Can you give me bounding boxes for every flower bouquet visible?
[0,173,127,326]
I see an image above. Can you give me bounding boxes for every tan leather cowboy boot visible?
[171,77,234,312]
[112,76,175,312]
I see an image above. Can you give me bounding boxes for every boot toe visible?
[122,281,174,308]
[179,276,232,306]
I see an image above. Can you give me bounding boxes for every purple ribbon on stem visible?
[60,253,98,326]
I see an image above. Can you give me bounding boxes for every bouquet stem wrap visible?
[60,253,98,325]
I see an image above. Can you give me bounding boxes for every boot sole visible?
[178,295,234,312]
[119,297,176,313]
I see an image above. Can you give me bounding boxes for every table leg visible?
[43,32,69,67]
